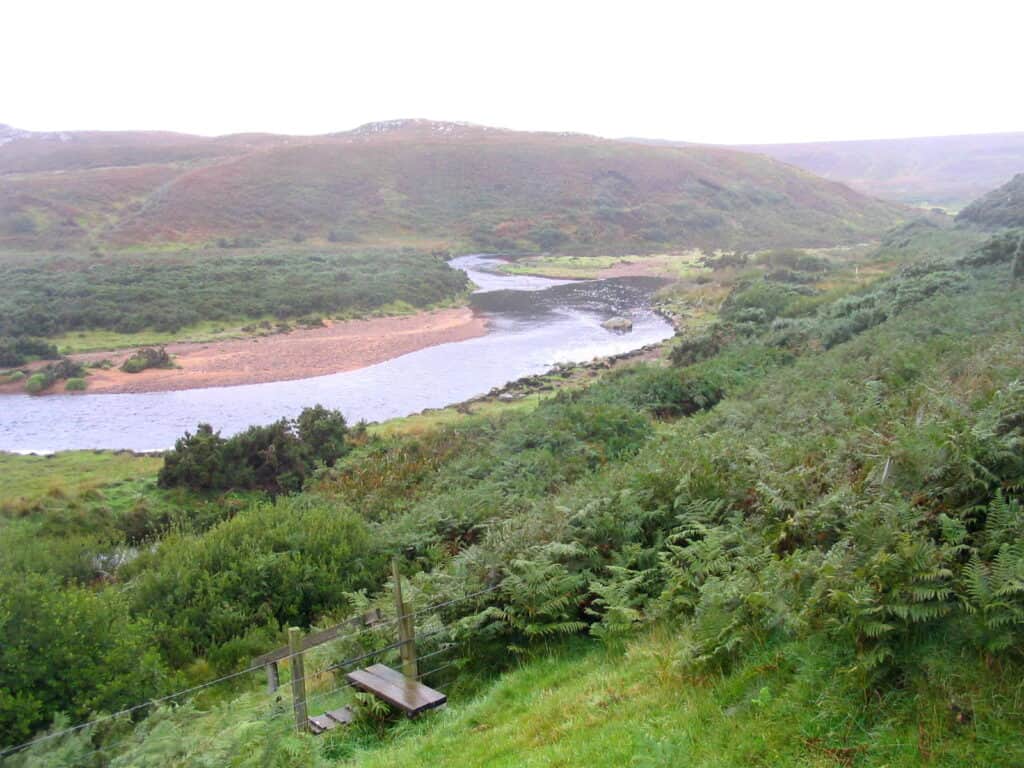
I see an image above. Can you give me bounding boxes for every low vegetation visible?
[21,358,86,394]
[0,250,469,343]
[0,337,58,368]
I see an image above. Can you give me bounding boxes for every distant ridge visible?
[625,132,1024,207]
[723,133,1024,208]
[0,119,905,253]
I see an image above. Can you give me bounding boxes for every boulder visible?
[601,316,633,333]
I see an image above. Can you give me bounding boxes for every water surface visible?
[0,255,674,452]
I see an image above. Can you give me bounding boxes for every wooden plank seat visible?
[346,664,446,717]
[308,705,354,735]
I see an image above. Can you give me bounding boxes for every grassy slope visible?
[0,121,904,253]
[348,634,1024,768]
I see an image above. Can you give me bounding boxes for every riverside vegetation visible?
[0,248,472,393]
[1,224,1023,766]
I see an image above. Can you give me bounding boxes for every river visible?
[0,255,675,452]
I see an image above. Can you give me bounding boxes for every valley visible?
[1,118,1022,768]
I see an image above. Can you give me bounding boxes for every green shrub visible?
[123,496,381,662]
[64,377,87,391]
[24,373,49,394]
[0,336,59,367]
[159,405,351,494]
[121,347,172,373]
[0,572,168,745]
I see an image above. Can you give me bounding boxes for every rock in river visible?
[601,316,633,333]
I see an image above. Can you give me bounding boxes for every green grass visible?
[49,319,257,354]
[62,631,1021,767]
[343,633,1024,768]
[501,251,708,280]
[0,451,162,512]
[370,394,546,438]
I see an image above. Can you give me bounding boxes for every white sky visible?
[3,0,1022,144]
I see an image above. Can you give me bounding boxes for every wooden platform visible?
[308,705,353,735]
[346,664,447,717]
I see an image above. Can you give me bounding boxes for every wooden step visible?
[346,664,446,717]
[308,705,354,734]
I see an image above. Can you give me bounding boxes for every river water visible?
[0,255,675,452]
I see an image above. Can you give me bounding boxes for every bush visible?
[64,377,87,391]
[0,572,168,745]
[0,336,59,367]
[528,227,570,251]
[0,251,470,340]
[123,497,381,662]
[23,373,49,394]
[158,406,351,494]
[720,281,805,323]
[121,347,172,374]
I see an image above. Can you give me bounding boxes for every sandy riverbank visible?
[3,308,488,395]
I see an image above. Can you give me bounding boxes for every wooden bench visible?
[346,664,447,717]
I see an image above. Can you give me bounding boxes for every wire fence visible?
[0,581,500,759]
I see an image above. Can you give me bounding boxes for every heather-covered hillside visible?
[0,120,904,253]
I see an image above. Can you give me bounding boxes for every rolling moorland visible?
[0,120,904,254]
[631,132,1024,210]
[1,183,1023,767]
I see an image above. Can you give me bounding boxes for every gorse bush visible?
[158,405,352,495]
[20,357,85,394]
[120,346,172,373]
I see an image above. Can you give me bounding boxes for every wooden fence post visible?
[288,627,309,733]
[392,557,418,679]
[266,661,280,694]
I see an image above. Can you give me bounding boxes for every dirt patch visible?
[2,308,488,395]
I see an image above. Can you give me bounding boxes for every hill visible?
[0,120,905,253]
[956,172,1024,228]
[734,133,1024,208]
[628,132,1024,208]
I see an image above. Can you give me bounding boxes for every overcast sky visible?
[3,0,1022,144]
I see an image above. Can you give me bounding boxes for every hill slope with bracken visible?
[956,172,1024,228]
[0,120,905,253]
